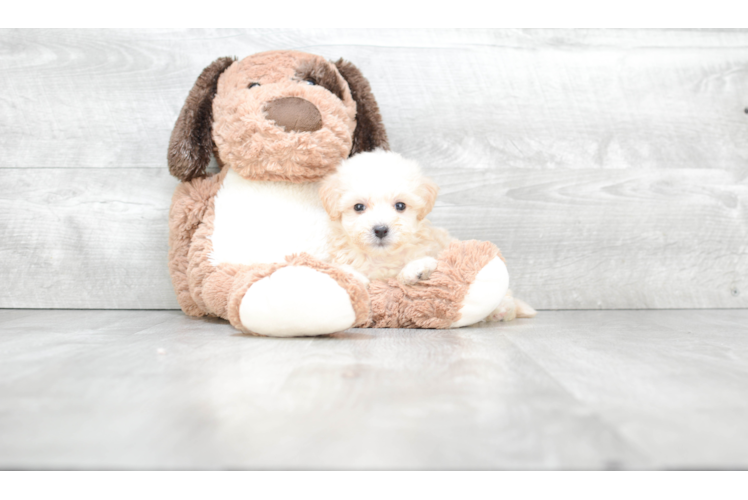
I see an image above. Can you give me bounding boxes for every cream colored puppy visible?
[320,149,536,322]
[320,149,449,284]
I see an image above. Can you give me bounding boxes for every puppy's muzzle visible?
[373,225,389,239]
[264,97,323,132]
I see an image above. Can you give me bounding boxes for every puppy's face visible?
[340,192,421,253]
[321,150,438,254]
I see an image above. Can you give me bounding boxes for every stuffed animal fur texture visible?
[167,50,532,337]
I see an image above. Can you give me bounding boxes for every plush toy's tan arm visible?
[167,175,223,316]
[367,240,503,328]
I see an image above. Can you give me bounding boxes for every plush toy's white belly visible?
[209,169,331,266]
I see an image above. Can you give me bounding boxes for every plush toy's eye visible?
[248,82,260,89]
[304,78,317,86]
[354,203,365,212]
[395,202,406,212]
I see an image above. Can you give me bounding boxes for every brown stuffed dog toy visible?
[167,50,509,336]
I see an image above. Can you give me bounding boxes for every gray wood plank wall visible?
[1,28,747,310]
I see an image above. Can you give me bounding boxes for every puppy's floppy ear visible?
[416,177,439,220]
[168,56,236,181]
[334,59,390,157]
[318,175,344,221]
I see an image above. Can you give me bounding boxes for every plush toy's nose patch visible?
[264,97,323,132]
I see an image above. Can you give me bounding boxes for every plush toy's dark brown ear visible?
[334,59,390,156]
[168,56,236,181]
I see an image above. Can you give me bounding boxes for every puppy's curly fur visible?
[320,150,450,282]
[320,150,537,322]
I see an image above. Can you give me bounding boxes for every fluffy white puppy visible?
[320,149,449,285]
[320,149,536,322]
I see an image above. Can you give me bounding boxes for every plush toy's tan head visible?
[168,50,389,183]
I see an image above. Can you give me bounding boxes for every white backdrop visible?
[1,28,746,309]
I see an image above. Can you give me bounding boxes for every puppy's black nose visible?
[373,226,388,239]
[373,225,389,239]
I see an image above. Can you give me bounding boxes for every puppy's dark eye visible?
[248,82,261,89]
[303,78,316,86]
[395,202,406,212]
[354,203,365,212]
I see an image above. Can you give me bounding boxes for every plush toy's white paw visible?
[397,257,438,285]
[450,257,509,328]
[239,266,357,337]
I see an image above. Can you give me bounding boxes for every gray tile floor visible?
[0,309,746,470]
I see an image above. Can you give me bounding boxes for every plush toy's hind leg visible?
[367,240,508,329]
[183,205,370,336]
[220,253,370,337]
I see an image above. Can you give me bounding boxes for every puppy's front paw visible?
[397,257,438,285]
